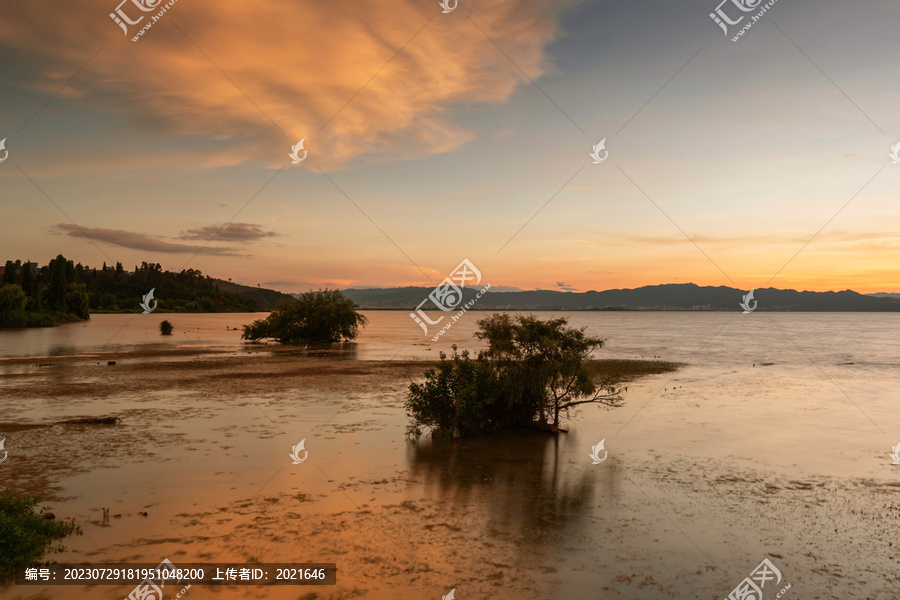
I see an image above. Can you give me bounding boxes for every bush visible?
[406,315,623,438]
[159,320,173,335]
[406,349,512,439]
[0,284,27,327]
[0,488,82,579]
[21,313,56,327]
[64,283,90,320]
[242,289,367,344]
[476,314,622,428]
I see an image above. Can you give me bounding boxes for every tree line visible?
[0,254,258,328]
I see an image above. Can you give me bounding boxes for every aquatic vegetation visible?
[407,315,625,437]
[241,289,367,344]
[0,488,82,579]
[159,319,174,335]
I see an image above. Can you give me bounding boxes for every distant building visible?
[691,304,711,310]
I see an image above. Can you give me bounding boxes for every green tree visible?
[406,349,509,438]
[0,284,27,327]
[44,255,70,311]
[20,260,34,298]
[476,314,621,428]
[241,289,367,344]
[1,261,16,287]
[406,315,623,438]
[64,283,90,320]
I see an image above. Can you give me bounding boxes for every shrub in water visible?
[406,315,623,438]
[0,488,82,579]
[242,289,367,344]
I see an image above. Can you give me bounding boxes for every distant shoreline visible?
[351,307,900,313]
[342,283,900,312]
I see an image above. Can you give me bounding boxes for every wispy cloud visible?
[54,224,242,256]
[575,230,900,249]
[556,281,577,291]
[180,222,279,242]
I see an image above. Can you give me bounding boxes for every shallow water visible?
[1,311,899,599]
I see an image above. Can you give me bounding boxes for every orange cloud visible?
[0,0,565,170]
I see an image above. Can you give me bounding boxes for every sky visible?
[1,0,898,294]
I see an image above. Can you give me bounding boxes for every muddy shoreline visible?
[1,347,898,599]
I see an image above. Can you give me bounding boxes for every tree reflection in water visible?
[406,429,621,542]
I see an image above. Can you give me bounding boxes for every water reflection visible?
[407,430,620,540]
[275,341,360,360]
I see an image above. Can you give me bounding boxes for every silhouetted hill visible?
[342,283,900,312]
[211,279,294,311]
[1,255,291,329]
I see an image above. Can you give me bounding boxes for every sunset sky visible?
[1,0,898,294]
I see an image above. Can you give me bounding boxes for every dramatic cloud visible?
[54,224,241,256]
[180,223,279,242]
[0,0,566,169]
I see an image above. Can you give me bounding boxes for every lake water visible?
[1,311,898,599]
[3,310,899,368]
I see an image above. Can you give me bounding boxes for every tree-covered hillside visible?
[0,255,271,328]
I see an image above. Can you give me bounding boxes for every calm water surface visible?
[1,311,898,599]
[2,310,899,367]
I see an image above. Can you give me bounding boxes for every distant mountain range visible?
[338,283,900,312]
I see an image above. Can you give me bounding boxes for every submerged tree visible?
[476,314,621,429]
[406,315,623,438]
[406,349,510,438]
[241,289,367,344]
